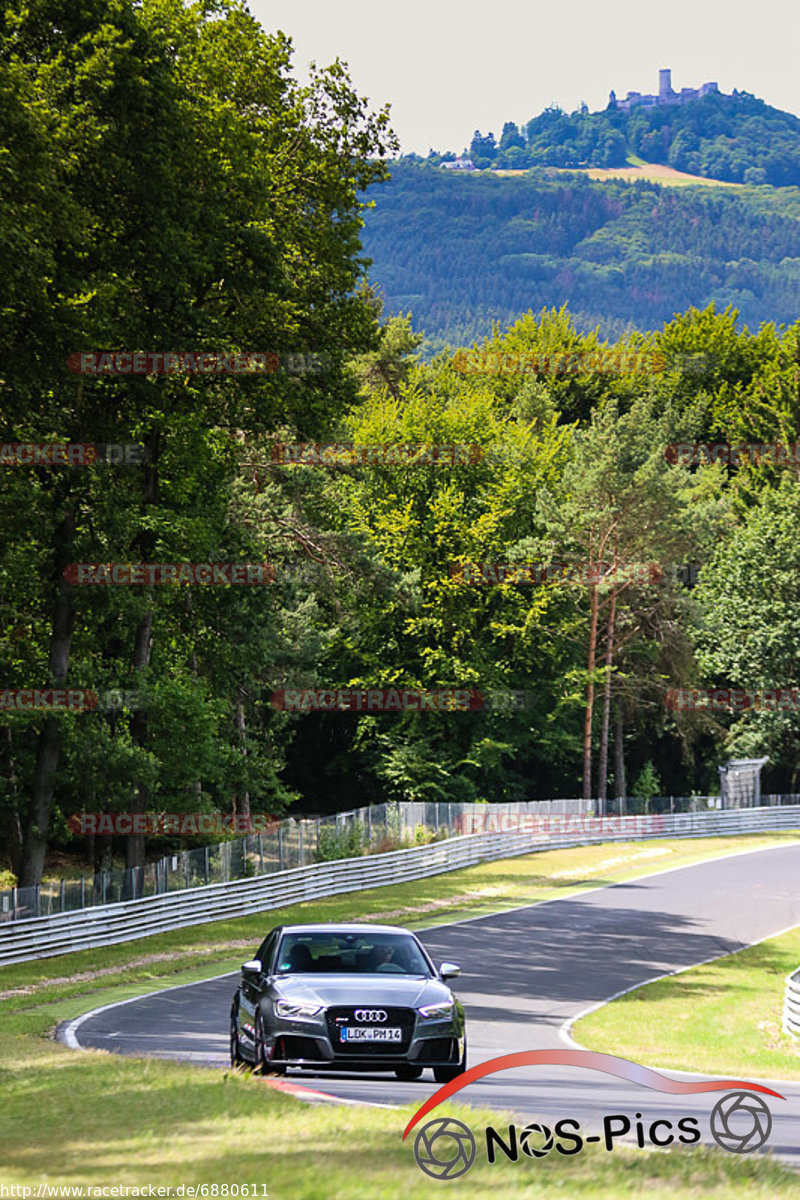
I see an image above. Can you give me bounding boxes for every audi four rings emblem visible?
[354,1009,387,1022]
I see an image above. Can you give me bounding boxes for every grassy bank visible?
[1,1010,798,1196]
[2,832,798,1194]
[574,923,800,1081]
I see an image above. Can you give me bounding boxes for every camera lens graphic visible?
[710,1091,773,1153]
[520,1122,554,1158]
[413,1117,477,1180]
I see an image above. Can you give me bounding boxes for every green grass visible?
[574,924,800,1081]
[0,1033,797,1196]
[2,831,799,1194]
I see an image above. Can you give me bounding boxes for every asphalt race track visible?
[61,844,800,1165]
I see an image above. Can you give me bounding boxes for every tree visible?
[537,397,700,803]
[693,482,800,786]
[0,0,396,883]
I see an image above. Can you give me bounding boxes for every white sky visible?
[249,0,800,154]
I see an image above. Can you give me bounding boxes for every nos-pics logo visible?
[403,1050,782,1180]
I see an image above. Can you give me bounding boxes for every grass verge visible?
[1,1016,798,1196]
[574,924,800,1081]
[1,832,798,1194]
[0,1037,796,1196]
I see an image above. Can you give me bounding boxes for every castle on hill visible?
[609,69,720,111]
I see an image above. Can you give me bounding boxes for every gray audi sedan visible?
[230,922,466,1082]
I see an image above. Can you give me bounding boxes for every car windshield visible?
[276,932,432,976]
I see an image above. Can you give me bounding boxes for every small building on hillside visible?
[441,157,476,171]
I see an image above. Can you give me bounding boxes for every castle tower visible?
[659,68,672,99]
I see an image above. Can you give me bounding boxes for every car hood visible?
[271,974,453,1008]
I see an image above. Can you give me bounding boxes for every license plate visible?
[340,1027,402,1042]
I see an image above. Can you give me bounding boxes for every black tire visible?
[229,1001,244,1067]
[395,1064,424,1081]
[254,1012,285,1076]
[433,1038,467,1085]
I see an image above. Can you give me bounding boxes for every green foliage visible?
[692,483,800,776]
[445,91,800,184]
[0,0,396,881]
[412,823,441,845]
[632,760,662,802]
[315,820,368,862]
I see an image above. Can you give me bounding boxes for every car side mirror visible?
[241,958,262,978]
[439,962,461,980]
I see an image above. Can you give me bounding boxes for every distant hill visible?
[360,164,800,347]
[427,91,800,187]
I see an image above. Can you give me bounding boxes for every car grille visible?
[326,1006,416,1055]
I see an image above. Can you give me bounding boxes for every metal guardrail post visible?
[204,846,209,885]
[35,885,40,918]
[783,968,800,1040]
[60,879,65,912]
[278,825,284,871]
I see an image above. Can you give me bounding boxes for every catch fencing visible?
[2,793,796,924]
[0,797,596,923]
[0,803,798,967]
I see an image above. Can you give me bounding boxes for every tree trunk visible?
[234,697,250,824]
[126,613,153,869]
[19,502,76,886]
[1,727,23,875]
[614,706,627,812]
[597,588,618,814]
[126,434,159,870]
[582,576,600,802]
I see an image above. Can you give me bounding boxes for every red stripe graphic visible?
[402,1049,785,1139]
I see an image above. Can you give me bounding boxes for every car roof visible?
[278,923,416,935]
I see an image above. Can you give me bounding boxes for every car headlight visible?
[418,1001,455,1019]
[274,1000,323,1019]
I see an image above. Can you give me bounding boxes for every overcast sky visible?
[249,0,800,154]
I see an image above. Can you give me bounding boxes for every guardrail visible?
[0,797,598,922]
[5,794,797,924]
[0,804,798,968]
[783,967,800,1040]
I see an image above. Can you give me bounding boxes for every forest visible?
[360,163,800,348]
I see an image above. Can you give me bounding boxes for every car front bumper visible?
[260,1004,464,1069]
